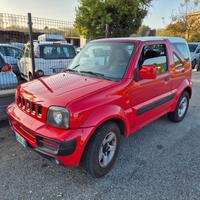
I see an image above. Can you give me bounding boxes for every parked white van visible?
[19,35,76,81]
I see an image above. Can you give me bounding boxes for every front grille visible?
[17,96,43,118]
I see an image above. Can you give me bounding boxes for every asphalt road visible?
[0,72,200,200]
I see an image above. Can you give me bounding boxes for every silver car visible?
[0,44,23,75]
[0,53,18,90]
[188,42,200,71]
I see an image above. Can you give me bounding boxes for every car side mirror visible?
[139,65,157,79]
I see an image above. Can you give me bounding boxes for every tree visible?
[157,0,200,41]
[136,25,156,36]
[75,0,152,39]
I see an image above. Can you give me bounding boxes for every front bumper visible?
[7,103,94,166]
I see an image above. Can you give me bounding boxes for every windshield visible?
[40,44,76,59]
[188,44,198,53]
[67,42,135,81]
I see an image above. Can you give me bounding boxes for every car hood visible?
[19,72,115,107]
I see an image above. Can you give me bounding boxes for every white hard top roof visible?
[93,36,187,43]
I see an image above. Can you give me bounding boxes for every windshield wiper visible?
[65,68,78,73]
[65,64,80,73]
[71,64,80,70]
[79,70,105,77]
[79,70,114,81]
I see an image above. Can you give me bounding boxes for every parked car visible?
[0,53,18,90]
[19,41,76,81]
[188,42,200,71]
[7,37,192,178]
[0,52,18,121]
[0,44,23,75]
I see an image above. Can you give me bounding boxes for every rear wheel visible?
[81,121,120,178]
[168,91,189,122]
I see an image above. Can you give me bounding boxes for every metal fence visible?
[0,13,82,120]
[0,13,81,91]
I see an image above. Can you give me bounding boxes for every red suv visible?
[7,37,192,177]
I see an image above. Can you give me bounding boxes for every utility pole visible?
[28,13,35,78]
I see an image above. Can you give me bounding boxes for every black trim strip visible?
[136,93,176,116]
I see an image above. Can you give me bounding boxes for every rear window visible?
[172,43,190,61]
[40,44,76,59]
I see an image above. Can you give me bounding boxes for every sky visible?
[0,0,183,29]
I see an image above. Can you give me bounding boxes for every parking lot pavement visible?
[0,72,200,200]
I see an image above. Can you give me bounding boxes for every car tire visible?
[168,91,189,122]
[197,64,200,71]
[81,121,121,178]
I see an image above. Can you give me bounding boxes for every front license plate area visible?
[14,132,28,148]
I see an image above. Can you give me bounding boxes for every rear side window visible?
[139,44,168,74]
[40,44,76,59]
[173,53,182,66]
[172,43,190,61]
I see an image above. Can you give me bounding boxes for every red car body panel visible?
[7,38,192,166]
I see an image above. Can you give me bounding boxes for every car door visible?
[130,41,173,131]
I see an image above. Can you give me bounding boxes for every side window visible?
[138,44,168,75]
[173,53,182,67]
[172,43,189,61]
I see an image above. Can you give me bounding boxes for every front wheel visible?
[168,91,189,122]
[81,122,120,178]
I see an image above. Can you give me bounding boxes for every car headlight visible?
[47,106,70,129]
